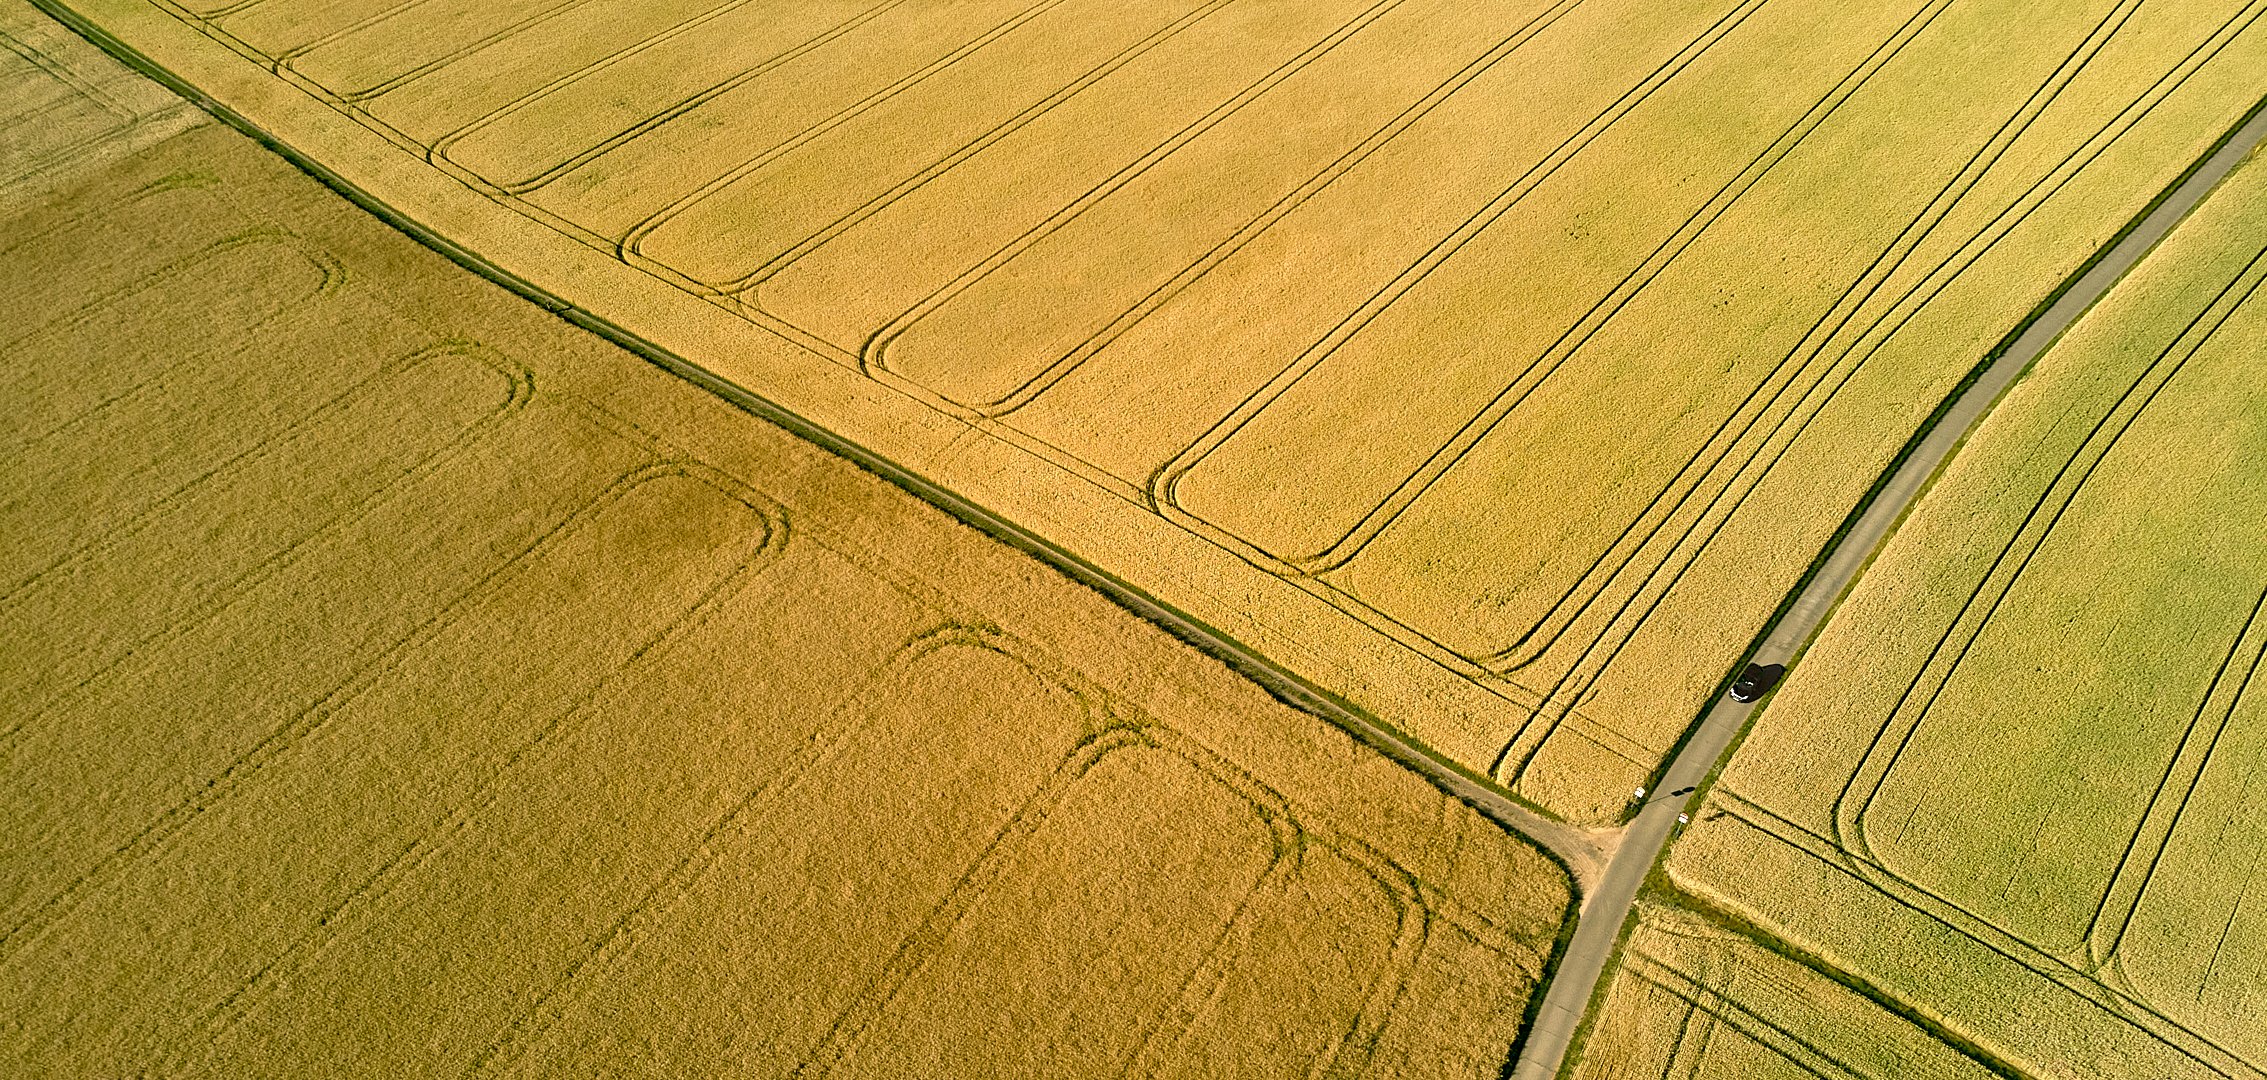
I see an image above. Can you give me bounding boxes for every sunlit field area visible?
[0,34,1568,1071]
[43,0,2267,820]
[1588,144,2267,1079]
[10,0,2267,1073]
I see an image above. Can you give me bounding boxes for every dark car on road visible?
[1729,662,1786,703]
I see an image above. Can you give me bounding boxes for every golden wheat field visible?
[1570,902,1998,1080]
[40,0,2267,821]
[0,30,1572,1072]
[0,0,197,209]
[1591,145,2267,1079]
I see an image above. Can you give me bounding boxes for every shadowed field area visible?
[40,0,2267,820]
[0,30,1570,1073]
[0,0,196,208]
[1575,145,2267,1079]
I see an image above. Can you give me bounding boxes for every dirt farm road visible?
[1506,98,2267,1080]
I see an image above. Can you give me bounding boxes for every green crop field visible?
[1577,144,2267,1078]
[1572,902,1997,1079]
[43,0,2267,821]
[0,34,1570,1072]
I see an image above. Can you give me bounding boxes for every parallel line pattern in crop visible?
[1569,903,2004,1079]
[1673,198,2267,1078]
[0,112,1567,1076]
[0,1,198,202]
[79,0,2267,818]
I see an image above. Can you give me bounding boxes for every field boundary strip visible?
[51,0,1853,712]
[0,9,196,189]
[1512,88,2267,1080]
[1625,893,2035,1080]
[16,0,1620,902]
[1649,244,2267,1073]
[49,0,2267,840]
[1586,244,2267,1080]
[63,0,1626,774]
[1702,788,2264,1078]
[1765,235,2267,1070]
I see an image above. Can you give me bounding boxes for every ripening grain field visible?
[0,38,1571,1073]
[1596,146,2267,1079]
[0,0,198,208]
[47,0,2267,821]
[1571,903,1997,1080]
